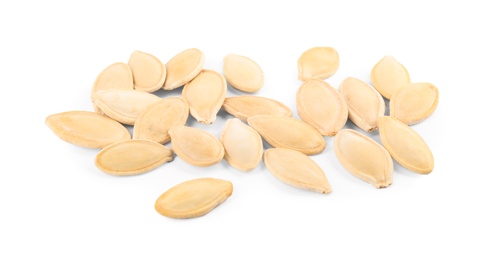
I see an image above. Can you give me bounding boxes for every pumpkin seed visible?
[298,46,339,81]
[128,50,166,92]
[370,55,410,99]
[163,48,204,90]
[390,82,439,125]
[222,96,292,121]
[223,54,264,93]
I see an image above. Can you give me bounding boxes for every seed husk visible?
[154,178,233,219]
[128,50,166,92]
[95,139,173,176]
[378,116,434,174]
[370,55,410,99]
[222,96,292,122]
[264,148,332,194]
[389,82,439,125]
[223,54,264,93]
[163,48,205,90]
[334,129,393,188]
[298,46,339,81]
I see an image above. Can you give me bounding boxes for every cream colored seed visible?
[220,118,263,171]
[182,69,227,124]
[133,97,189,144]
[95,139,173,176]
[222,96,292,122]
[390,82,439,125]
[339,77,385,132]
[168,126,224,167]
[223,54,264,93]
[334,129,393,188]
[370,55,410,99]
[264,148,332,194]
[45,111,131,148]
[247,115,326,155]
[163,48,205,90]
[296,78,348,136]
[298,46,339,81]
[154,178,233,219]
[378,116,434,174]
[128,50,166,92]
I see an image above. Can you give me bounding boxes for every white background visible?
[1,1,485,259]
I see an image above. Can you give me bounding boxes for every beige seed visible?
[92,89,161,125]
[163,48,205,90]
[223,54,264,93]
[45,111,131,148]
[222,96,292,122]
[133,97,189,144]
[390,82,439,125]
[168,126,224,167]
[334,129,393,188]
[339,77,385,132]
[296,78,348,136]
[128,50,166,92]
[264,148,332,194]
[247,115,326,155]
[220,118,263,171]
[182,69,227,124]
[370,55,410,99]
[154,178,233,219]
[298,46,339,81]
[95,139,173,176]
[378,116,434,174]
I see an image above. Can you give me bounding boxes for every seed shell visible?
[223,54,264,93]
[128,50,166,92]
[370,55,410,99]
[389,82,439,125]
[163,48,205,90]
[298,46,339,81]
[222,96,292,121]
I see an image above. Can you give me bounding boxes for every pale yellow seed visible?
[334,129,393,188]
[378,116,434,174]
[95,139,173,176]
[128,50,166,92]
[45,111,131,148]
[222,96,292,122]
[339,77,385,132]
[370,55,410,99]
[154,178,233,219]
[264,148,332,194]
[163,48,205,90]
[296,78,348,136]
[220,118,263,171]
[298,47,339,81]
[390,82,439,125]
[223,54,264,93]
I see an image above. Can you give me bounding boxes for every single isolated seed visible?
[339,77,385,132]
[298,46,339,81]
[182,69,227,124]
[247,115,326,155]
[133,97,189,144]
[154,178,233,219]
[370,55,410,99]
[334,129,393,188]
[45,111,131,148]
[169,126,225,167]
[378,116,434,174]
[220,118,263,171]
[296,78,348,136]
[163,48,205,90]
[390,82,439,125]
[264,148,332,194]
[95,139,173,176]
[222,96,292,122]
[128,50,166,92]
[223,54,264,93]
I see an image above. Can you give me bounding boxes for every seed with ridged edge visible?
[163,48,204,90]
[222,96,292,122]
[390,82,439,125]
[154,178,233,219]
[128,50,166,92]
[371,55,410,99]
[298,46,339,81]
[223,54,264,93]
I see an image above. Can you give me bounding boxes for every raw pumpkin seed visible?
[298,46,339,81]
[223,54,264,93]
[222,96,292,121]
[128,50,166,92]
[389,82,439,125]
[370,55,410,99]
[163,48,204,90]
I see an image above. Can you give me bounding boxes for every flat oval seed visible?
[247,115,326,155]
[390,82,439,125]
[133,97,189,144]
[339,77,385,132]
[223,54,264,93]
[222,96,292,122]
[334,129,393,188]
[154,178,233,219]
[169,126,225,167]
[378,116,434,174]
[182,70,226,124]
[95,140,173,176]
[221,118,263,171]
[298,46,339,81]
[93,89,161,125]
[90,62,133,106]
[163,48,205,90]
[45,111,130,148]
[264,148,332,194]
[371,55,410,99]
[296,78,348,136]
[128,50,166,92]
